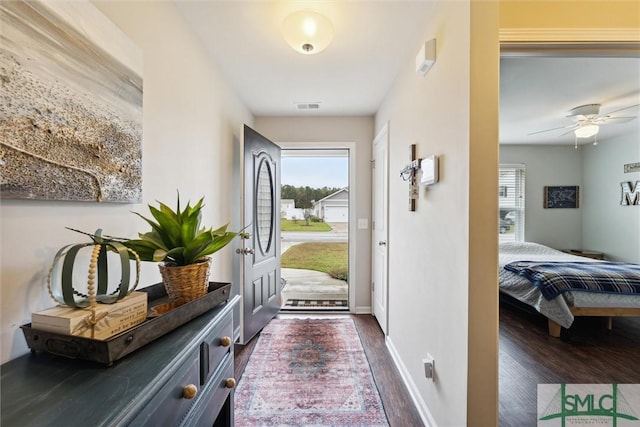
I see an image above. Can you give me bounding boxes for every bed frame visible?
[547,307,640,337]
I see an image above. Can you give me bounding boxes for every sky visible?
[282,157,348,189]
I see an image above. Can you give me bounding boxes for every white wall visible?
[583,135,640,263]
[0,1,253,363]
[254,116,374,313]
[500,145,583,249]
[375,2,499,425]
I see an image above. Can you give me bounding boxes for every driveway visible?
[280,268,347,301]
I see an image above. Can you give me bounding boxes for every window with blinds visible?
[499,164,525,242]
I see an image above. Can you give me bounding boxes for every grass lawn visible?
[281,219,332,232]
[281,242,348,281]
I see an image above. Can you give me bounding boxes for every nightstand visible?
[562,249,605,260]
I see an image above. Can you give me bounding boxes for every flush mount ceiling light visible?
[282,10,334,55]
[574,124,599,138]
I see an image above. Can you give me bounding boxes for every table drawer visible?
[182,353,235,426]
[130,351,200,426]
[199,311,233,385]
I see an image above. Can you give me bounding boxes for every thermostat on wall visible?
[420,155,438,186]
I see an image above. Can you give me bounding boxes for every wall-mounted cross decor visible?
[399,144,422,211]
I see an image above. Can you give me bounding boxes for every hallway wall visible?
[375,2,499,425]
[0,1,253,363]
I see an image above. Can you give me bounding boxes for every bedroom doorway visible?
[498,36,640,425]
[279,147,351,312]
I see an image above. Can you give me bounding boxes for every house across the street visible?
[311,188,348,223]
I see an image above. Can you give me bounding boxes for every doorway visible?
[497,40,640,424]
[279,148,351,312]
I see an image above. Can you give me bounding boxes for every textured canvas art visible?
[0,1,142,202]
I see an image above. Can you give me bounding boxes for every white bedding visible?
[499,241,640,328]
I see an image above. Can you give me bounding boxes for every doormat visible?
[234,318,389,426]
[284,299,348,309]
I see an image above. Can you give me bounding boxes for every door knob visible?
[378,241,387,246]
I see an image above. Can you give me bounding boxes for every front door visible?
[239,125,281,344]
[372,123,389,334]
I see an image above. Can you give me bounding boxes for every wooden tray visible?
[21,282,231,365]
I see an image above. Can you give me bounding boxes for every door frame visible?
[278,141,357,313]
[497,27,640,421]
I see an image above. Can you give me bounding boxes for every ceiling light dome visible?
[282,11,334,55]
[574,124,599,138]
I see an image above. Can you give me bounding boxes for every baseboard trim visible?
[355,305,371,314]
[386,336,437,427]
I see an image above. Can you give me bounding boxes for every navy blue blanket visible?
[504,261,640,300]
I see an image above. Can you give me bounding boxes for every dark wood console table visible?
[1,295,239,426]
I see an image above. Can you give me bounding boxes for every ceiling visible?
[500,56,640,145]
[175,1,432,116]
[174,1,640,146]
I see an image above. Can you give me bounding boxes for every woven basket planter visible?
[159,258,211,304]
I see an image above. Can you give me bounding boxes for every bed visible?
[499,241,640,337]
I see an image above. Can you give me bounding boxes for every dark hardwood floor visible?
[235,305,640,427]
[499,296,640,426]
[234,314,425,427]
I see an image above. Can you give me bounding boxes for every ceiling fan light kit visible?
[574,124,599,138]
[282,10,334,55]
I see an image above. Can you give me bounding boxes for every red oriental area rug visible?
[234,318,389,426]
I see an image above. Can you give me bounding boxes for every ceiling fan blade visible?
[593,116,637,125]
[527,124,575,136]
[602,103,640,116]
[558,129,577,137]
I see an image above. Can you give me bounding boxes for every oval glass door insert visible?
[256,159,273,253]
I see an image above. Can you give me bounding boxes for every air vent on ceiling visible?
[296,103,320,110]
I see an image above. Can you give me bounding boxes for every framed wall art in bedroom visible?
[544,185,579,209]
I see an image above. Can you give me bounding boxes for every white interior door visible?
[239,125,281,344]
[372,123,389,334]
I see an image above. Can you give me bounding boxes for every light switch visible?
[357,219,368,229]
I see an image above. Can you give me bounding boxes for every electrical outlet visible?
[422,354,435,381]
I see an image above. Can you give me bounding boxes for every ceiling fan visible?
[529,103,639,146]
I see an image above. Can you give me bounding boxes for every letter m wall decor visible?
[0,1,142,202]
[621,181,640,206]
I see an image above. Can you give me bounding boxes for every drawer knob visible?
[225,378,236,389]
[220,336,231,347]
[182,384,198,399]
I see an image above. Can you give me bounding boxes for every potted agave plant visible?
[121,194,241,304]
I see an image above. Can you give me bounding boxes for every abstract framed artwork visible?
[544,186,579,209]
[0,0,142,202]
